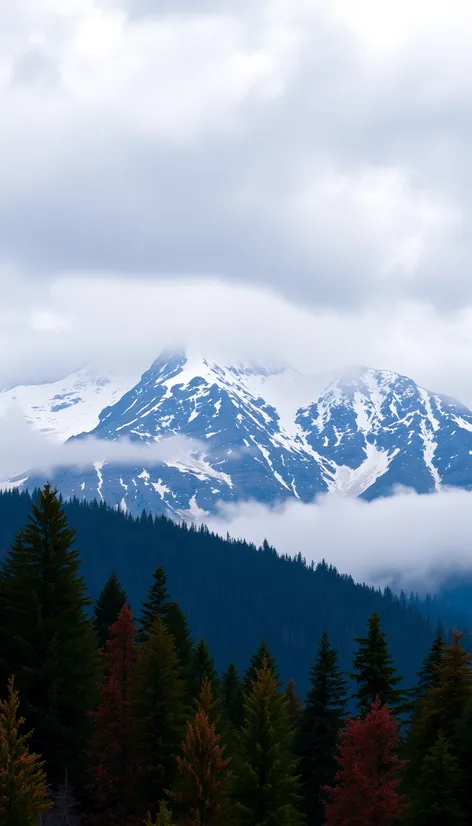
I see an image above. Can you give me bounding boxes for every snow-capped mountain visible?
[3,349,472,516]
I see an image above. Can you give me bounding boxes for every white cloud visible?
[206,487,472,590]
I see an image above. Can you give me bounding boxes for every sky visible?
[1,0,472,401]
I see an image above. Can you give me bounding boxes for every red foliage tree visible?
[87,603,140,826]
[323,697,406,826]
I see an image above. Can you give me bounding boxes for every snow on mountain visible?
[0,367,138,441]
[5,350,472,516]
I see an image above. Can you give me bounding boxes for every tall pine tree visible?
[0,676,51,826]
[408,734,465,826]
[232,655,302,826]
[221,664,245,731]
[133,615,187,817]
[351,612,404,715]
[93,571,127,649]
[137,566,171,643]
[187,639,219,706]
[87,604,139,826]
[243,642,279,694]
[0,485,99,789]
[296,632,347,826]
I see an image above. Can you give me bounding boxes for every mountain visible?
[0,487,453,696]
[2,348,472,516]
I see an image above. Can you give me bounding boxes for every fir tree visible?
[408,734,465,826]
[144,801,174,825]
[416,631,445,702]
[170,680,231,826]
[93,571,127,649]
[0,484,99,789]
[134,615,187,817]
[351,612,404,715]
[87,604,139,826]
[187,639,219,706]
[243,642,279,694]
[285,679,302,728]
[296,632,347,826]
[166,602,194,669]
[221,663,245,731]
[324,698,406,826]
[137,566,171,644]
[453,697,472,823]
[0,676,51,826]
[232,655,302,826]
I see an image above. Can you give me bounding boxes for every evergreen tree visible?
[243,642,279,694]
[93,571,127,649]
[0,676,51,826]
[134,615,187,817]
[144,801,174,825]
[166,602,194,669]
[170,680,231,826]
[324,698,406,826]
[453,697,472,823]
[408,734,465,826]
[232,655,302,826]
[221,663,245,731]
[285,679,302,728]
[0,484,99,789]
[187,639,219,705]
[351,612,404,715]
[296,632,347,826]
[87,604,139,826]
[415,631,445,702]
[137,566,171,643]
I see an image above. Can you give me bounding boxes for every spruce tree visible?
[221,663,245,731]
[187,638,219,706]
[408,734,465,826]
[0,676,51,826]
[243,642,279,694]
[170,680,231,825]
[351,612,404,715]
[416,631,445,702]
[87,604,139,825]
[166,602,194,669]
[453,697,472,823]
[144,801,174,825]
[285,679,302,728]
[138,565,171,643]
[93,571,127,649]
[296,632,347,826]
[232,655,302,826]
[0,484,99,789]
[133,615,187,817]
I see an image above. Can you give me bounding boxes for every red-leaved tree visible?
[323,697,406,826]
[87,603,140,826]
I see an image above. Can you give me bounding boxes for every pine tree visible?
[166,602,194,669]
[0,484,99,789]
[144,801,174,825]
[221,664,245,731]
[187,639,219,706]
[93,571,127,649]
[415,631,445,703]
[408,734,465,826]
[170,680,231,826]
[453,697,472,823]
[296,632,347,826]
[285,679,301,728]
[232,655,302,826]
[137,566,171,643]
[0,676,51,826]
[351,612,404,715]
[324,698,406,826]
[87,604,139,825]
[134,614,187,817]
[243,642,279,694]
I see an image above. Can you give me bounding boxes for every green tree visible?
[93,571,127,648]
[144,801,174,825]
[416,631,445,702]
[166,602,194,669]
[243,642,279,695]
[187,639,219,706]
[138,566,171,643]
[0,484,98,789]
[351,612,404,715]
[221,664,245,731]
[134,615,187,816]
[453,697,472,823]
[296,632,347,826]
[285,680,301,728]
[232,656,302,826]
[408,734,465,826]
[0,676,51,826]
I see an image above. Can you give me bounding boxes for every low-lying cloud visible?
[206,488,472,591]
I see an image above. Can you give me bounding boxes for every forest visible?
[0,484,471,824]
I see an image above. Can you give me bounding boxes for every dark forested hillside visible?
[0,488,455,696]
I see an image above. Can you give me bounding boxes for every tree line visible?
[0,485,471,824]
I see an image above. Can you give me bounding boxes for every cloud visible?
[205,487,472,591]
[1,0,472,310]
[0,410,203,481]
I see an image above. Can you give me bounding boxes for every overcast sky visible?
[2,0,472,404]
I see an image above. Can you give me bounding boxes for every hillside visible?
[0,487,452,697]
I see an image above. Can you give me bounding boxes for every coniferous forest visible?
[1,486,472,823]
